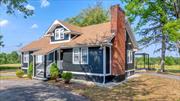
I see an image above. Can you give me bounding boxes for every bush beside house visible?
[16,69,24,78]
[62,72,72,84]
[50,63,60,81]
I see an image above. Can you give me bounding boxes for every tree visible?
[65,1,109,27]
[165,56,175,65]
[0,35,4,52]
[0,53,7,64]
[7,51,20,63]
[0,0,34,18]
[0,51,20,64]
[121,0,180,72]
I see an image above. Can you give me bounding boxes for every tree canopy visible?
[65,2,109,27]
[0,35,4,47]
[0,0,34,18]
[121,0,180,72]
[0,51,20,64]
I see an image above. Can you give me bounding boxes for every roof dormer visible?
[44,20,82,44]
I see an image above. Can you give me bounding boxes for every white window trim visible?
[73,48,80,64]
[60,29,64,39]
[23,54,29,63]
[127,50,133,64]
[55,28,64,40]
[81,47,88,64]
[73,47,88,64]
[36,55,43,63]
[55,28,60,40]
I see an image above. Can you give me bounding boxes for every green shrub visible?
[16,69,24,78]
[28,63,33,78]
[62,72,72,83]
[50,63,59,80]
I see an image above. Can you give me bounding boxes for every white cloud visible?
[31,24,38,29]
[40,0,50,8]
[0,19,9,27]
[25,4,35,10]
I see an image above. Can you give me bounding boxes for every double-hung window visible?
[55,28,64,40]
[23,54,29,63]
[73,48,88,64]
[81,48,88,64]
[36,55,43,63]
[73,48,80,64]
[127,50,133,63]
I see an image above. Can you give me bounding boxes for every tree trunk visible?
[160,34,166,72]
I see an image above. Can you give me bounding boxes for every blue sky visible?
[0,0,179,57]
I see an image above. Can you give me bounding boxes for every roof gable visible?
[44,20,81,36]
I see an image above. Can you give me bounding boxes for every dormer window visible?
[55,28,64,40]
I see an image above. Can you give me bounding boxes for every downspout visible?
[103,46,106,84]
[33,55,36,77]
[21,52,23,69]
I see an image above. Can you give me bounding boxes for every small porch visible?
[32,49,62,80]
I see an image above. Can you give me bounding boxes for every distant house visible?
[20,5,138,83]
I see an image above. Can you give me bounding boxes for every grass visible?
[0,75,18,79]
[0,64,21,71]
[72,75,180,101]
[137,64,180,76]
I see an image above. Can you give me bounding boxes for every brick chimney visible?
[111,4,126,78]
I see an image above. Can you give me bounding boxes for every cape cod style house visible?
[20,5,138,83]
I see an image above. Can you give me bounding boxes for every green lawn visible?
[0,64,21,71]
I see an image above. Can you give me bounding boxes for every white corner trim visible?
[63,71,111,76]
[109,46,112,75]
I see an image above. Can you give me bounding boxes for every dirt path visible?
[137,71,180,80]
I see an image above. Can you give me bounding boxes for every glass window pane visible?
[81,48,88,64]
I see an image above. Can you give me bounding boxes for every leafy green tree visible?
[121,0,180,72]
[0,53,7,64]
[0,35,4,49]
[0,0,34,18]
[65,1,109,27]
[0,51,20,64]
[165,56,175,65]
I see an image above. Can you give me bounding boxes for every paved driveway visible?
[0,79,89,101]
